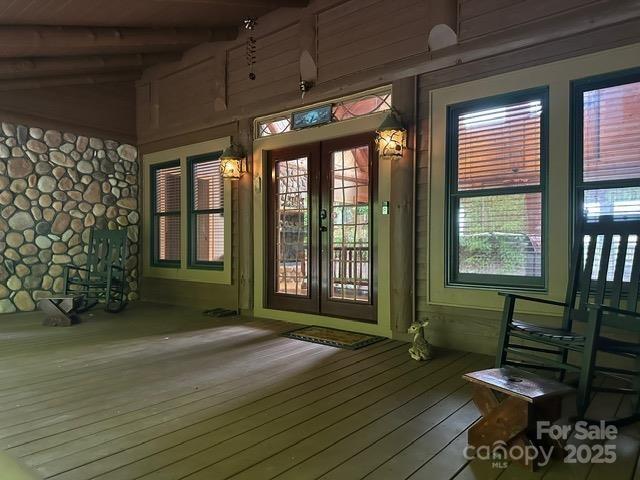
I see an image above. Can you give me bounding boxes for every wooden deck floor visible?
[0,302,638,480]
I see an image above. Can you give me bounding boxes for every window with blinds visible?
[448,89,547,288]
[189,153,224,267]
[574,70,640,224]
[152,161,181,266]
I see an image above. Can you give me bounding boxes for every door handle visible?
[320,209,328,232]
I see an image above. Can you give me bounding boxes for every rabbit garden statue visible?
[408,319,432,361]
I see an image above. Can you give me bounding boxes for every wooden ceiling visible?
[0,0,308,89]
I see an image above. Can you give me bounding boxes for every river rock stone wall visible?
[0,122,139,313]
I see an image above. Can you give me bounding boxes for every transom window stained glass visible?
[332,91,392,121]
[258,115,291,137]
[256,87,392,138]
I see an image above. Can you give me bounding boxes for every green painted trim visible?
[142,137,233,285]
[187,151,225,270]
[445,87,549,290]
[150,159,181,269]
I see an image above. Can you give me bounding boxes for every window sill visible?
[151,262,181,269]
[143,263,231,285]
[187,262,224,271]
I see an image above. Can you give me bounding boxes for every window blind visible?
[155,165,181,213]
[583,82,640,182]
[153,163,181,264]
[193,159,223,210]
[579,78,640,222]
[190,156,224,265]
[449,92,546,287]
[457,101,542,191]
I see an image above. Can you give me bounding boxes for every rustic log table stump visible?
[38,295,84,326]
[463,367,574,470]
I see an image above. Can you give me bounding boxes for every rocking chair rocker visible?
[62,228,128,313]
[497,215,640,425]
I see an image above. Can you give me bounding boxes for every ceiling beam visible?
[0,53,182,79]
[152,0,308,7]
[0,71,142,91]
[0,26,238,58]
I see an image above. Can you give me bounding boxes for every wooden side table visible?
[463,367,574,470]
[38,295,84,326]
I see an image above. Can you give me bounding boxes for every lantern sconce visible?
[375,110,407,160]
[220,143,247,179]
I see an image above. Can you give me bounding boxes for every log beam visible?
[0,53,182,79]
[0,26,238,58]
[153,0,308,6]
[0,72,141,91]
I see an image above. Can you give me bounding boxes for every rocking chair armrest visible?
[498,292,568,308]
[64,265,90,273]
[586,303,640,319]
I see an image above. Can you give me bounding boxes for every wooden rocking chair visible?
[496,215,640,425]
[62,228,128,313]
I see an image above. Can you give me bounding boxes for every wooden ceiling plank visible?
[151,0,308,7]
[0,71,141,91]
[0,52,182,79]
[0,26,238,57]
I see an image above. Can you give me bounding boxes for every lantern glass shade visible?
[376,112,407,159]
[220,144,246,179]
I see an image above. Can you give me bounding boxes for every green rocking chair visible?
[497,215,640,425]
[62,228,128,313]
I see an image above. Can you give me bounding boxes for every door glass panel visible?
[275,157,309,296]
[330,146,370,302]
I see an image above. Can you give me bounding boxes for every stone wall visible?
[0,121,139,313]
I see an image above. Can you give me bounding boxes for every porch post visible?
[390,77,417,335]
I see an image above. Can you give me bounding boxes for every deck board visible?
[0,302,636,479]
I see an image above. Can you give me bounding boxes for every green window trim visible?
[445,87,549,290]
[187,152,225,270]
[571,67,640,236]
[151,159,181,268]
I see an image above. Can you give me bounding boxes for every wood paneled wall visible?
[457,0,603,42]
[136,0,640,346]
[227,24,300,109]
[316,0,429,83]
[0,81,136,142]
[136,0,457,144]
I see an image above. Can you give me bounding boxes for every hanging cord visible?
[244,18,257,80]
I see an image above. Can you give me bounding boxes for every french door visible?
[267,133,376,322]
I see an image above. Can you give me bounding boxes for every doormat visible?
[283,326,384,350]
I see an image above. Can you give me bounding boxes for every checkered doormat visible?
[283,325,384,350]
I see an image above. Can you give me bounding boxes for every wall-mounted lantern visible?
[220,143,247,179]
[375,111,407,159]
